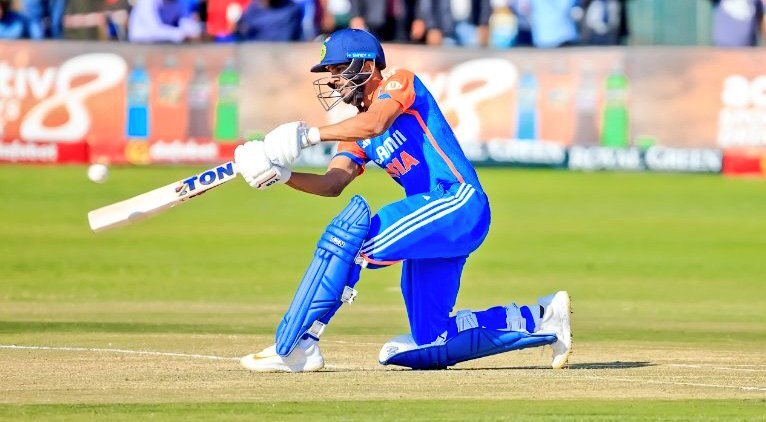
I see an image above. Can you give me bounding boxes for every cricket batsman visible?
[234,29,571,372]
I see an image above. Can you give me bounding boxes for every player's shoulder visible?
[382,67,415,78]
[381,68,416,86]
[377,68,418,107]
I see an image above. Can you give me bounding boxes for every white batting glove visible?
[234,141,292,190]
[249,165,291,190]
[263,121,321,167]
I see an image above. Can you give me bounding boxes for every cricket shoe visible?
[240,338,324,372]
[536,291,572,369]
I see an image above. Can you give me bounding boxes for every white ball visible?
[87,163,109,184]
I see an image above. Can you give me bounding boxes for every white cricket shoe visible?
[537,291,572,369]
[240,339,324,373]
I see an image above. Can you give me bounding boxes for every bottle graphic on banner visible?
[574,65,599,146]
[515,71,538,141]
[601,65,629,148]
[214,59,240,142]
[152,55,187,142]
[489,6,517,48]
[126,56,150,139]
[187,59,212,140]
[540,61,575,145]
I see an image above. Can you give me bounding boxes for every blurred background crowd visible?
[0,0,764,47]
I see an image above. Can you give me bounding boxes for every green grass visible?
[1,400,765,421]
[1,166,765,419]
[1,166,764,341]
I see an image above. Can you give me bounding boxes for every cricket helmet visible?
[311,29,386,111]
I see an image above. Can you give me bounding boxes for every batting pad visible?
[275,195,371,357]
[379,329,557,370]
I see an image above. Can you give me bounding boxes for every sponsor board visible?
[296,142,721,174]
[0,140,87,163]
[568,146,722,173]
[722,148,766,176]
[0,42,756,172]
[644,147,722,173]
[484,140,567,167]
[568,146,643,171]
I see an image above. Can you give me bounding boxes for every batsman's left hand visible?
[234,141,292,190]
[263,121,321,167]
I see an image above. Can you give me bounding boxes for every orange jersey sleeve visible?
[334,141,368,174]
[376,69,416,110]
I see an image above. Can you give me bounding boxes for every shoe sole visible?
[240,354,325,373]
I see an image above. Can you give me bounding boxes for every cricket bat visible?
[88,161,238,233]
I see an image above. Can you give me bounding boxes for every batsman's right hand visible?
[234,141,292,190]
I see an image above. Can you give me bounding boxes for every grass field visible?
[1,165,765,420]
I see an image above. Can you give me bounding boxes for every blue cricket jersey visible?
[335,68,483,197]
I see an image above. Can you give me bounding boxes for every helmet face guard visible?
[313,57,375,112]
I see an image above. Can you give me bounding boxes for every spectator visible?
[413,0,454,45]
[105,9,129,40]
[128,0,202,43]
[349,0,409,42]
[0,0,26,39]
[206,0,248,41]
[323,0,350,32]
[487,2,515,48]
[711,0,764,47]
[22,0,67,39]
[294,0,324,40]
[578,0,626,45]
[236,0,303,41]
[515,0,578,48]
[318,0,341,34]
[447,0,491,46]
[508,0,533,46]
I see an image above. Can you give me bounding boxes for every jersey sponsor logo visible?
[385,151,420,178]
[385,80,403,91]
[373,130,407,164]
[368,130,420,178]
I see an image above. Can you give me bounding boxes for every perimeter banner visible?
[0,42,760,171]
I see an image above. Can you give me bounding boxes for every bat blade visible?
[88,161,238,233]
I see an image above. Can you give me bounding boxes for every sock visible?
[444,303,544,340]
[445,306,506,339]
[475,306,509,330]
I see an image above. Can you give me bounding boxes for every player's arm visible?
[286,155,361,197]
[317,99,403,143]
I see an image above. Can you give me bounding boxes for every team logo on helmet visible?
[320,44,327,61]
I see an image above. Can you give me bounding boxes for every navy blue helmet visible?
[312,29,386,111]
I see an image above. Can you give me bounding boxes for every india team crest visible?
[320,41,328,61]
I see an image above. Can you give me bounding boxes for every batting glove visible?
[262,121,321,167]
[234,141,292,190]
